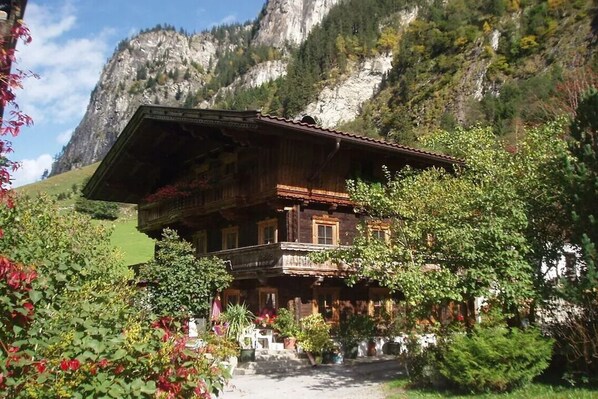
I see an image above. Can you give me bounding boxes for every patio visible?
[222,356,404,399]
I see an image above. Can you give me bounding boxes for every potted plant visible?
[297,314,331,366]
[272,308,299,350]
[220,303,255,362]
[322,341,343,364]
[383,315,407,356]
[336,314,376,359]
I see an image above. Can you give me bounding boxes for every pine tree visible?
[565,88,598,293]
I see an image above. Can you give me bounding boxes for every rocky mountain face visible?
[51,0,341,175]
[253,0,342,48]
[52,0,597,175]
[52,29,223,173]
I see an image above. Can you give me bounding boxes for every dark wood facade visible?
[85,106,457,321]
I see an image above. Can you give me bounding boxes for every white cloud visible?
[11,154,53,188]
[17,2,112,124]
[210,14,237,27]
[56,129,73,144]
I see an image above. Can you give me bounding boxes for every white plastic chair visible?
[256,328,274,349]
[239,326,258,349]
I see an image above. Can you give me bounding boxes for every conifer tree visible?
[564,89,598,293]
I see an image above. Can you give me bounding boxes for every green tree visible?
[563,89,598,292]
[315,123,568,321]
[0,195,231,398]
[139,229,232,318]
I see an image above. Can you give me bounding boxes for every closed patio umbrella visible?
[211,294,222,321]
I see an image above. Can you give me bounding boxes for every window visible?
[258,288,278,314]
[368,222,390,243]
[258,218,278,244]
[193,230,207,255]
[312,216,339,246]
[313,287,339,322]
[221,226,239,250]
[368,288,393,318]
[223,289,240,308]
[564,252,577,281]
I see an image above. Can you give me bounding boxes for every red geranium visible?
[69,359,80,371]
[35,360,46,374]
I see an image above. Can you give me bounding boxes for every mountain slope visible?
[52,0,598,176]
[51,0,341,175]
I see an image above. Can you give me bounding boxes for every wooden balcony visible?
[204,242,350,279]
[138,179,253,231]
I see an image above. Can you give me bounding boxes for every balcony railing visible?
[138,180,240,228]
[204,242,350,279]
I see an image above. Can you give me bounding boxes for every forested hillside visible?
[53,0,597,174]
[216,0,597,144]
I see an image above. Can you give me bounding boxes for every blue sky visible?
[11,0,266,187]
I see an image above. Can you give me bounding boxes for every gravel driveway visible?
[221,360,404,399]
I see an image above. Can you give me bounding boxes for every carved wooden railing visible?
[138,180,239,228]
[205,242,351,278]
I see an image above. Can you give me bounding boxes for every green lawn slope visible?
[15,164,154,266]
[17,163,99,208]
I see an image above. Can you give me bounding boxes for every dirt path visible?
[221,360,404,399]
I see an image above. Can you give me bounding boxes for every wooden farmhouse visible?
[85,105,457,323]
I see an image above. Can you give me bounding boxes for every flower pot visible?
[343,345,358,359]
[322,351,343,364]
[383,341,402,355]
[238,348,256,363]
[283,337,297,350]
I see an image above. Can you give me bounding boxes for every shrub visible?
[547,294,598,385]
[335,314,376,354]
[139,228,232,318]
[74,196,119,220]
[297,314,331,354]
[438,326,554,393]
[404,336,447,389]
[0,195,232,397]
[272,308,298,338]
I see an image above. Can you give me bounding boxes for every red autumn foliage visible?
[0,23,35,199]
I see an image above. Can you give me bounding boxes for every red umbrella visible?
[211,295,222,321]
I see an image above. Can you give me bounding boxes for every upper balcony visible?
[204,242,350,279]
[137,177,264,231]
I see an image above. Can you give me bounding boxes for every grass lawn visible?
[385,377,598,399]
[16,163,100,209]
[98,217,154,266]
[17,164,154,266]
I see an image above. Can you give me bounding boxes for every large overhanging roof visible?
[84,105,460,203]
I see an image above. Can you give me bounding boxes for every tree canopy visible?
[139,229,232,318]
[315,122,569,321]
